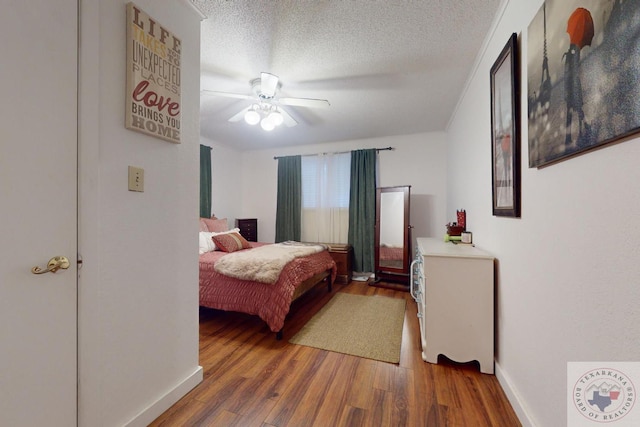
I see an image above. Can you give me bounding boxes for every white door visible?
[0,1,78,426]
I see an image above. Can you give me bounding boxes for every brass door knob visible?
[31,256,70,274]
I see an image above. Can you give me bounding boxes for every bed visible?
[379,244,404,269]
[198,219,337,339]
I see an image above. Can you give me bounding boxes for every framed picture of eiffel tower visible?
[490,33,520,217]
[527,0,640,168]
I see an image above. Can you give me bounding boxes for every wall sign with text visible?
[126,2,181,143]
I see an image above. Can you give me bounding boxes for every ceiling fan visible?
[202,72,330,130]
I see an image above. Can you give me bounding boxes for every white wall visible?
[207,132,448,245]
[201,137,244,225]
[448,1,640,426]
[78,1,202,425]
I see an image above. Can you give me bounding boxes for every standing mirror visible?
[374,185,411,286]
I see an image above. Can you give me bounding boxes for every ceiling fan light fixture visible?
[268,109,284,126]
[260,72,280,98]
[212,73,327,131]
[244,106,260,125]
[260,117,275,131]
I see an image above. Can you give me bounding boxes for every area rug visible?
[289,293,406,363]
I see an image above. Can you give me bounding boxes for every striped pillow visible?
[212,232,251,253]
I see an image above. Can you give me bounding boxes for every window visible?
[301,153,351,243]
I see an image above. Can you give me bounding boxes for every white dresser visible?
[410,237,495,374]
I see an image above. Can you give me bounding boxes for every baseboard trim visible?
[124,365,203,427]
[495,362,537,427]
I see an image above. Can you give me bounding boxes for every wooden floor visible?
[150,281,521,426]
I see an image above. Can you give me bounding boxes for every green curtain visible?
[275,156,302,242]
[348,149,376,272]
[199,144,212,218]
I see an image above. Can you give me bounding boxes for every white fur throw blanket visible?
[214,242,327,284]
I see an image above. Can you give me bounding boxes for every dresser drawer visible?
[236,218,258,242]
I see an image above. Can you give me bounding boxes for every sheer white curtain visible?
[301,153,351,243]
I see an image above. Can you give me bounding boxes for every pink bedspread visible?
[380,245,403,261]
[199,242,337,332]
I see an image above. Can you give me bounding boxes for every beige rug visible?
[289,293,406,363]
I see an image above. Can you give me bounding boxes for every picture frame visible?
[125,2,182,143]
[490,33,521,217]
[527,1,640,167]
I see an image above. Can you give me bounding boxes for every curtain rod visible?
[273,146,394,160]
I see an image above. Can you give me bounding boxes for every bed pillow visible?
[199,218,210,232]
[202,217,228,232]
[198,228,241,254]
[212,227,240,237]
[212,232,252,253]
[198,231,217,254]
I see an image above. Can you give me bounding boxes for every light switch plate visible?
[128,166,144,192]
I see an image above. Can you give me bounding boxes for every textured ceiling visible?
[194,0,501,151]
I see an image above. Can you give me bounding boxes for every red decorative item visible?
[567,7,594,50]
[457,210,466,231]
[446,224,464,236]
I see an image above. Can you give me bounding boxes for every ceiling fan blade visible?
[279,107,298,127]
[260,72,279,98]
[228,106,250,122]
[201,90,252,100]
[279,97,330,109]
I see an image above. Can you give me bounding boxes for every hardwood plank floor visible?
[150,281,521,426]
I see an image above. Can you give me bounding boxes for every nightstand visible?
[236,218,257,242]
[327,244,353,284]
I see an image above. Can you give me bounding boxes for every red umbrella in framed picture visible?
[528,1,640,168]
[567,7,594,49]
